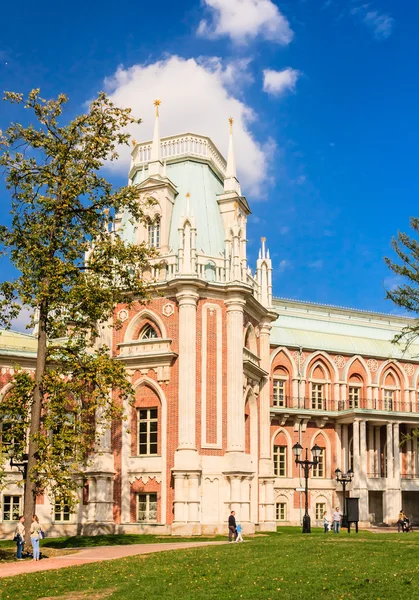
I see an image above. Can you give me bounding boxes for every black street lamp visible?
[292,442,322,533]
[334,468,354,528]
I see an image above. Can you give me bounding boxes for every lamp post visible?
[334,468,353,528]
[292,442,322,533]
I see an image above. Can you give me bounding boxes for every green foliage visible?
[385,217,419,347]
[0,89,155,509]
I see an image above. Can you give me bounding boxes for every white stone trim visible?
[124,309,167,342]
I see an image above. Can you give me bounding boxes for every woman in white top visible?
[30,515,42,561]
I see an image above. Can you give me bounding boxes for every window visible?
[137,493,157,522]
[147,218,160,249]
[138,408,158,456]
[312,448,325,478]
[273,445,287,477]
[384,390,393,411]
[275,502,287,521]
[54,500,71,522]
[316,502,326,520]
[349,387,360,409]
[140,324,158,340]
[273,379,286,407]
[312,384,324,410]
[2,495,21,521]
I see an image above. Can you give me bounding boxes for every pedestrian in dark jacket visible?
[228,511,237,542]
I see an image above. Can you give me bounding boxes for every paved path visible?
[0,541,226,579]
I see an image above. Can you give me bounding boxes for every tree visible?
[385,217,419,444]
[0,90,155,542]
[385,217,419,345]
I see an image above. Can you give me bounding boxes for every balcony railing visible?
[271,396,419,414]
[401,473,419,480]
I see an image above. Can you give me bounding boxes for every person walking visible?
[235,522,244,542]
[30,515,42,561]
[332,506,342,534]
[228,511,237,542]
[14,515,25,560]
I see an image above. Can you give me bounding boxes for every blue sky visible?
[1,0,418,328]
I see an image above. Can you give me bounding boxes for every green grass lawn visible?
[1,528,419,600]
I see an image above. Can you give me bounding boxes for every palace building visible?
[1,104,419,537]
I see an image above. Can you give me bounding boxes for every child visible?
[323,513,330,533]
[235,522,244,542]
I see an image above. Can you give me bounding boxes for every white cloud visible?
[308,259,323,270]
[103,55,273,195]
[350,6,394,40]
[363,10,394,39]
[263,68,300,97]
[197,0,294,45]
[10,305,33,333]
[278,259,291,272]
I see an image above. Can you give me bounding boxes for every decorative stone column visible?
[359,420,369,521]
[368,426,374,476]
[176,287,199,453]
[335,424,342,470]
[353,420,360,488]
[258,320,276,532]
[375,426,381,477]
[342,424,349,472]
[225,296,246,453]
[384,422,394,523]
[393,422,401,515]
[172,285,201,535]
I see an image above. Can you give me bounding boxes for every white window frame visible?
[273,377,286,408]
[137,492,158,522]
[275,502,287,521]
[383,389,394,411]
[348,385,361,409]
[311,383,325,410]
[312,448,325,478]
[2,494,22,522]
[54,500,71,523]
[147,218,161,249]
[315,502,326,520]
[138,408,158,456]
[139,324,159,340]
[273,445,287,477]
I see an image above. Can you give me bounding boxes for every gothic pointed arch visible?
[375,359,408,389]
[309,429,331,478]
[124,309,167,342]
[271,426,293,476]
[269,347,297,378]
[343,355,371,386]
[303,351,338,381]
[243,322,258,355]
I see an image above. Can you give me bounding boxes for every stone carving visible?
[162,302,174,317]
[334,355,346,369]
[404,363,414,377]
[292,351,306,365]
[367,358,378,372]
[117,309,129,323]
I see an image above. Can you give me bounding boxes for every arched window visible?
[139,324,159,340]
[147,217,161,249]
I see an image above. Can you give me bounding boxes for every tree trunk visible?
[24,300,48,548]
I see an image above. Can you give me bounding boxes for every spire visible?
[150,99,162,162]
[226,117,236,179]
[224,117,241,195]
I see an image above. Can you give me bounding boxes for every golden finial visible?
[261,236,266,242]
[104,208,110,216]
[131,139,137,147]
[186,192,190,198]
[229,117,234,133]
[154,99,161,116]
